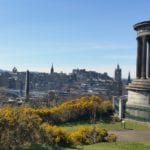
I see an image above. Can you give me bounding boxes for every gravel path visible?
[109,130,150,142]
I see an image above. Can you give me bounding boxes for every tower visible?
[25,70,30,99]
[127,21,150,121]
[114,64,122,96]
[115,64,121,81]
[50,64,54,74]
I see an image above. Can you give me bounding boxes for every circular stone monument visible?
[127,21,150,122]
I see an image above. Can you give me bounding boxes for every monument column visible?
[136,37,142,79]
[148,37,150,78]
[141,36,147,79]
[127,21,150,122]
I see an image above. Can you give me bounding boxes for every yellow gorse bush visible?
[34,95,113,123]
[40,124,116,146]
[70,125,108,145]
[41,123,72,146]
[0,106,42,149]
[0,96,113,125]
[0,96,115,149]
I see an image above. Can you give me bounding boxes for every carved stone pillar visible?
[136,37,142,79]
[141,36,147,79]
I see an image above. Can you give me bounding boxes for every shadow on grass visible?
[58,117,114,128]
[15,144,48,150]
[58,120,91,127]
[15,144,78,150]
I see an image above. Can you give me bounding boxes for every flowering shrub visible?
[0,107,42,149]
[0,96,115,149]
[70,126,108,145]
[41,123,72,146]
[41,124,116,146]
[35,96,113,124]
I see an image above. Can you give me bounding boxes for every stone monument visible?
[25,70,30,99]
[127,21,150,121]
[114,64,122,96]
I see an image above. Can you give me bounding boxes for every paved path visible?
[109,130,150,142]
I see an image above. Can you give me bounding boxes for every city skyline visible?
[0,0,150,78]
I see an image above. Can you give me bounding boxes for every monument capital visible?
[134,20,150,30]
[134,21,150,37]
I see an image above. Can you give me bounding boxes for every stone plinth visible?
[127,80,150,121]
[126,104,150,122]
[128,90,150,106]
[127,79,150,104]
[128,79,150,92]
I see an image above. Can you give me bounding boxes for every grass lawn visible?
[16,142,150,150]
[77,142,150,150]
[15,144,71,150]
[59,119,150,131]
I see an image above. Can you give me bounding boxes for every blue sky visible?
[0,0,150,78]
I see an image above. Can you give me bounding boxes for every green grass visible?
[59,120,150,131]
[16,142,150,150]
[77,142,150,150]
[15,144,72,150]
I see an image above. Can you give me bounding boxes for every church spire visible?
[117,64,120,69]
[51,64,54,74]
[128,72,131,84]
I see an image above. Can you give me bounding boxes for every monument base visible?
[126,104,150,122]
[127,79,150,122]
